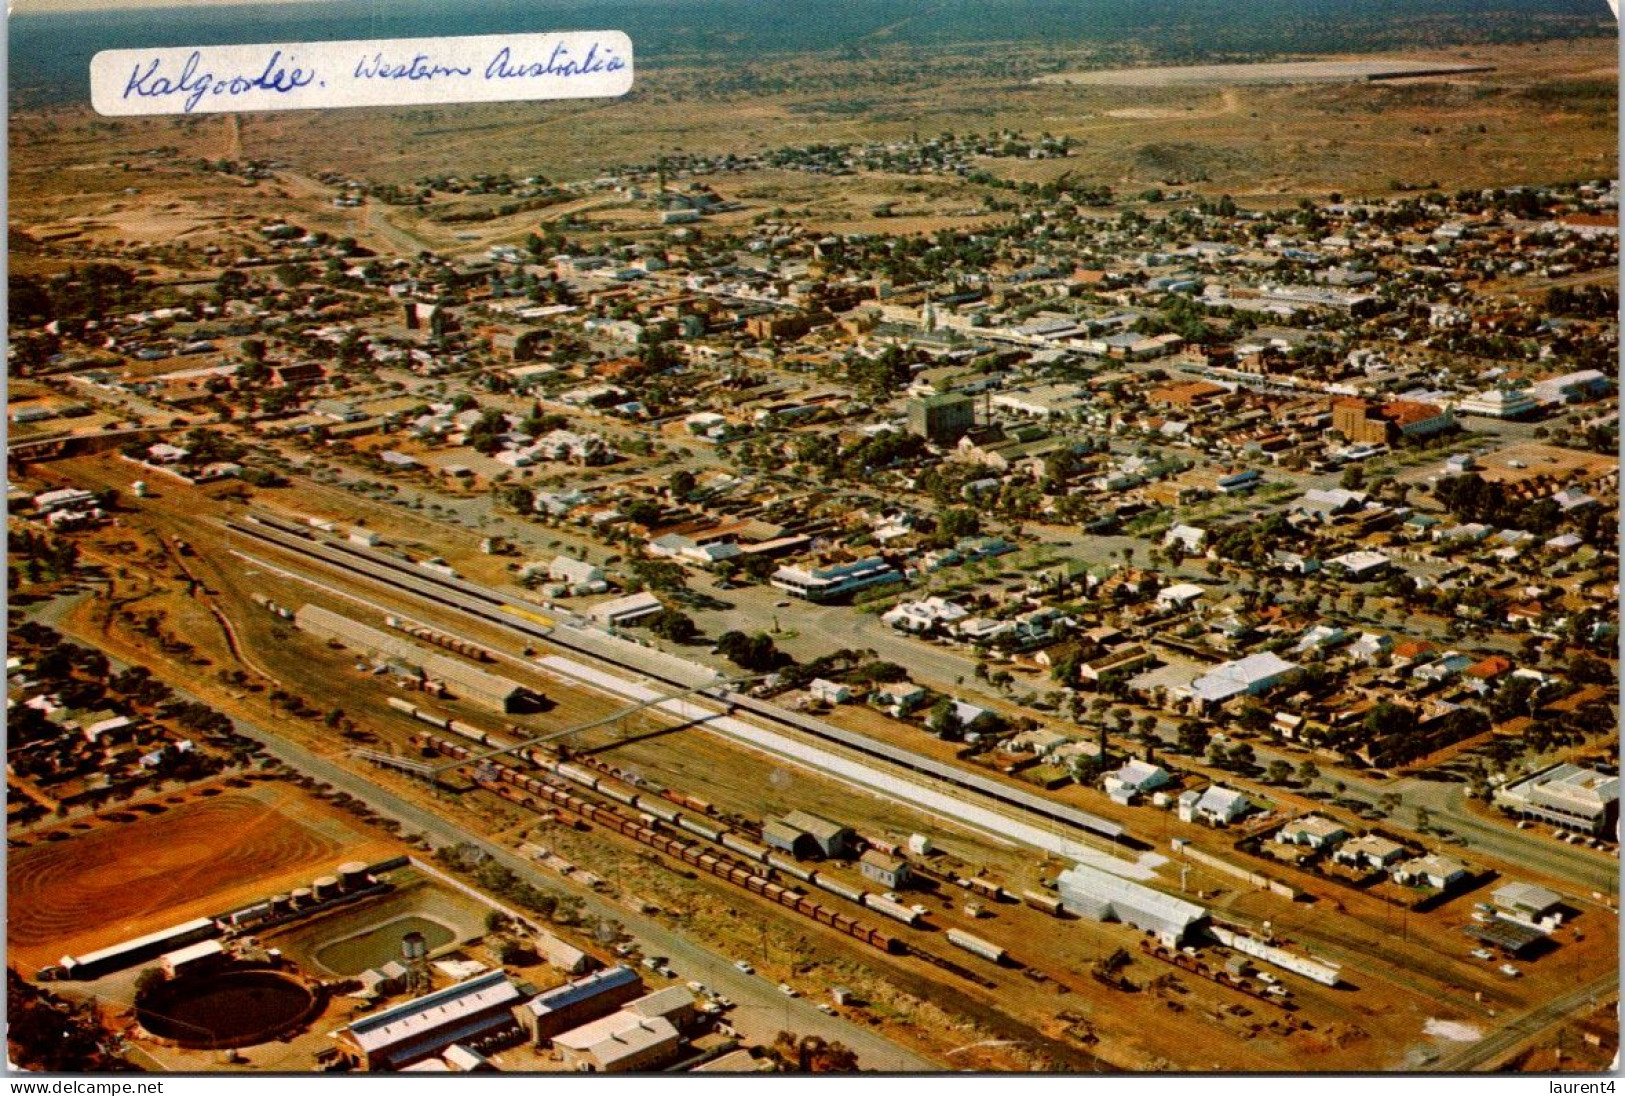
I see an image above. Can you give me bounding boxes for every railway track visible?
[222,512,1129,853]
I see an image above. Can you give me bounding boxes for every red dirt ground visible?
[8,781,404,974]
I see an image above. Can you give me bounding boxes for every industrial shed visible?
[294,604,539,713]
[513,965,644,1045]
[1056,863,1208,945]
[336,970,526,1071]
[775,810,854,859]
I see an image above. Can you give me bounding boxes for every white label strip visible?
[90,31,633,116]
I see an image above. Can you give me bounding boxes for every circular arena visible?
[136,969,323,1049]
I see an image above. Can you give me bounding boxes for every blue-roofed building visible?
[513,964,644,1045]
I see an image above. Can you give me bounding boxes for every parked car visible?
[733,960,754,975]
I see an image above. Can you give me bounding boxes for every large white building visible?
[1055,863,1208,945]
[1494,764,1619,835]
[1455,387,1540,419]
[1181,652,1301,706]
[771,557,898,602]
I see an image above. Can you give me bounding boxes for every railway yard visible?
[8,449,1618,1072]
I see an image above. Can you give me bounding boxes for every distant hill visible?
[10,0,1615,106]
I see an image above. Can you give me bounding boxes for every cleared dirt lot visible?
[7,779,404,974]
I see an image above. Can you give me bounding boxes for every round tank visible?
[290,887,313,906]
[269,894,291,911]
[401,931,429,962]
[312,875,339,899]
[338,862,369,890]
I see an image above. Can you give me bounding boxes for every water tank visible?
[269,893,291,912]
[312,875,340,900]
[338,862,369,890]
[290,887,313,906]
[401,931,429,962]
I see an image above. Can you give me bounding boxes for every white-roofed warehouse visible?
[1056,863,1208,945]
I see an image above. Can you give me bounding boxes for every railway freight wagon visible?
[1022,890,1065,916]
[946,928,1008,965]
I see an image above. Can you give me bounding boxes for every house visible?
[1347,633,1393,663]
[1333,834,1408,871]
[1292,625,1349,656]
[1276,815,1350,850]
[1156,583,1206,611]
[1102,760,1170,805]
[1193,785,1254,826]
[548,556,605,587]
[808,679,853,705]
[1163,524,1208,554]
[858,850,912,889]
[870,682,927,718]
[1392,854,1471,891]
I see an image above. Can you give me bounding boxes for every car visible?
[817,1003,836,1015]
[687,981,708,995]
[775,601,791,608]
[778,983,799,997]
[1471,949,1494,960]
[1500,964,1522,978]
[713,995,734,1009]
[733,960,754,974]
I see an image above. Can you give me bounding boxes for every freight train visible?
[411,733,903,955]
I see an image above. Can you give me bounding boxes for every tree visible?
[1295,759,1321,785]
[715,630,783,672]
[484,910,511,934]
[1177,720,1210,756]
[647,608,698,643]
[668,469,697,499]
[926,698,964,741]
[938,507,981,541]
[134,967,166,997]
[1266,760,1292,785]
[630,559,687,592]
